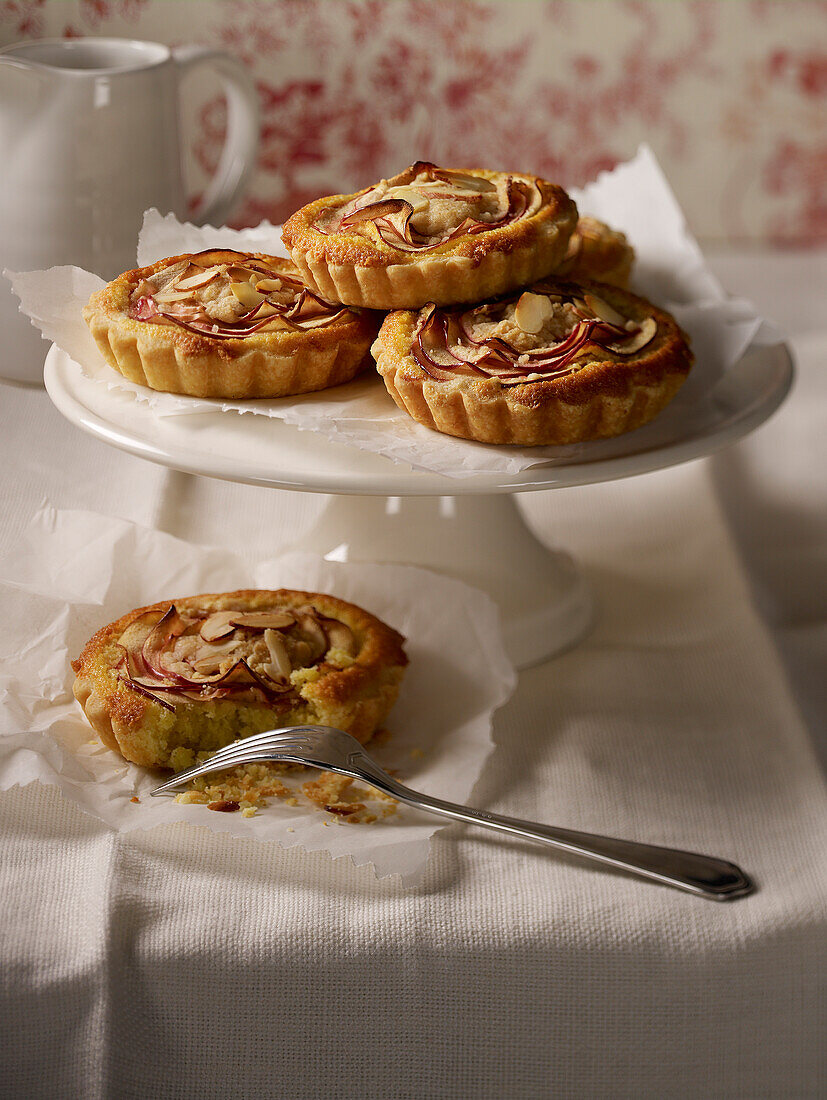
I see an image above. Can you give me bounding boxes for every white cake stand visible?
[44,342,793,668]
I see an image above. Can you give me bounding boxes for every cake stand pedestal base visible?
[294,493,594,669]
[44,340,794,668]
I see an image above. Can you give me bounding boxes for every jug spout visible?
[0,52,45,82]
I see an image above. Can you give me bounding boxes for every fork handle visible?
[360,767,753,900]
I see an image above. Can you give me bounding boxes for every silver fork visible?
[150,725,754,901]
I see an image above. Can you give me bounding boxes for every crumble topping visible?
[315,162,542,253]
[411,285,657,386]
[468,295,584,352]
[358,168,504,237]
[116,602,357,711]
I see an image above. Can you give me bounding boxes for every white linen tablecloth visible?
[0,251,825,1099]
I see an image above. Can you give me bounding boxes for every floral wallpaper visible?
[2,0,825,245]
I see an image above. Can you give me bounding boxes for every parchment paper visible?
[6,146,783,478]
[0,507,516,882]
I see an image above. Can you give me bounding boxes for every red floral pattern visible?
[0,0,46,38]
[1,0,825,245]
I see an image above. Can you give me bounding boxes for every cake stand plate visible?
[44,342,793,667]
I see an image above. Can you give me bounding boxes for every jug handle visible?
[172,45,260,228]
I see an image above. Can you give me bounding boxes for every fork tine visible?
[202,725,316,758]
[172,739,302,774]
[204,726,324,759]
[175,730,310,771]
[149,732,311,795]
[208,727,306,754]
[149,725,354,797]
[150,746,307,795]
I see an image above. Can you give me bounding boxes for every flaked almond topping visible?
[414,289,661,387]
[131,252,348,338]
[230,610,296,631]
[230,280,264,309]
[264,628,292,680]
[188,661,226,679]
[192,636,242,664]
[321,164,536,253]
[199,611,237,642]
[325,620,356,655]
[254,277,282,293]
[607,316,657,354]
[189,655,233,677]
[176,268,221,291]
[292,640,313,667]
[584,293,626,328]
[514,292,554,334]
[147,260,188,291]
[153,288,197,304]
[116,603,357,710]
[295,612,328,659]
[171,633,201,657]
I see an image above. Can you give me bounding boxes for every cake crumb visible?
[176,790,208,804]
[172,740,399,825]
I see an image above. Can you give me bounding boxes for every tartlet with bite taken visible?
[281,161,578,310]
[82,249,379,399]
[372,278,693,446]
[72,589,407,769]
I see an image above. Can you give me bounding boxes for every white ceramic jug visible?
[0,37,260,384]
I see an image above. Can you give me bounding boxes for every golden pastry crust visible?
[72,589,407,769]
[555,217,634,287]
[281,162,578,309]
[82,250,379,399]
[372,278,693,446]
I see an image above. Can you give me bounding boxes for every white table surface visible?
[0,250,825,1099]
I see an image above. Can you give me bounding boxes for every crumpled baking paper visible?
[7,145,784,478]
[0,507,516,883]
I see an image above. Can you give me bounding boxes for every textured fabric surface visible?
[0,253,825,1098]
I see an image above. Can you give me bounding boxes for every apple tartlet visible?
[82,249,379,399]
[281,161,578,310]
[72,589,407,769]
[372,278,693,446]
[555,217,634,288]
